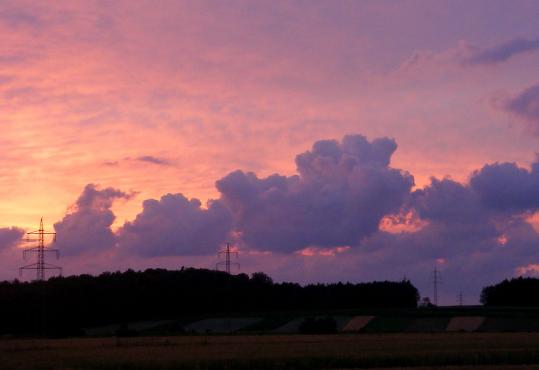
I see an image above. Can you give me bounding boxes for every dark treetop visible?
[481,277,539,306]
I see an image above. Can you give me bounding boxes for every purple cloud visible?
[373,177,500,269]
[467,36,539,65]
[136,155,171,166]
[117,194,232,256]
[0,8,42,29]
[54,184,132,256]
[216,134,414,252]
[361,170,539,303]
[406,162,539,264]
[0,227,24,250]
[413,178,485,224]
[470,160,539,213]
[502,83,539,128]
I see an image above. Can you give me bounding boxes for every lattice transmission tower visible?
[430,266,442,306]
[458,290,464,306]
[216,242,239,274]
[20,218,62,280]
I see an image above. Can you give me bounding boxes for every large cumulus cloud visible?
[117,194,232,256]
[216,135,414,252]
[351,163,539,303]
[411,177,498,254]
[401,160,539,296]
[470,160,539,212]
[402,159,539,266]
[54,184,131,256]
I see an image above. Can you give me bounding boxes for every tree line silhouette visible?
[481,277,539,306]
[0,268,419,336]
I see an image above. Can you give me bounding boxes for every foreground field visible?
[2,333,539,369]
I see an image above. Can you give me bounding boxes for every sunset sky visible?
[2,0,539,304]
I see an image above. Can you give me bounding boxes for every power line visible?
[19,218,62,280]
[216,242,239,274]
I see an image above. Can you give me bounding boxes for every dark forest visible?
[0,268,419,336]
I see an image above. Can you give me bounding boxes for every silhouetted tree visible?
[251,272,273,285]
[481,277,539,306]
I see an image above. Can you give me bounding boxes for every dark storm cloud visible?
[0,227,24,250]
[216,134,414,252]
[54,184,131,256]
[467,36,539,65]
[117,194,232,256]
[502,83,539,127]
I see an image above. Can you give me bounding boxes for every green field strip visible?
[83,320,175,336]
[447,316,485,332]
[272,317,306,333]
[404,317,450,332]
[239,316,296,332]
[331,316,353,331]
[184,318,262,334]
[341,316,375,332]
[479,317,539,332]
[361,316,415,333]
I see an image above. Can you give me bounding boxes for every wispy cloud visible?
[136,155,171,166]
[498,83,539,133]
[466,36,539,65]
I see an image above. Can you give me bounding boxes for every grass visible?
[2,332,539,369]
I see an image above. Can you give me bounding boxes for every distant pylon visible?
[431,265,442,306]
[458,290,464,306]
[20,218,61,281]
[216,242,239,274]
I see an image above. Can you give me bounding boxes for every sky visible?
[2,0,539,304]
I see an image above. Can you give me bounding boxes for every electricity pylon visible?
[20,218,62,280]
[430,265,442,306]
[216,242,239,274]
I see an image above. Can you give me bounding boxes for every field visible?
[2,333,539,370]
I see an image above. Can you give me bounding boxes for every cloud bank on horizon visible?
[1,133,531,303]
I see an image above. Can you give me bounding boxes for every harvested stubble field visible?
[2,333,539,370]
